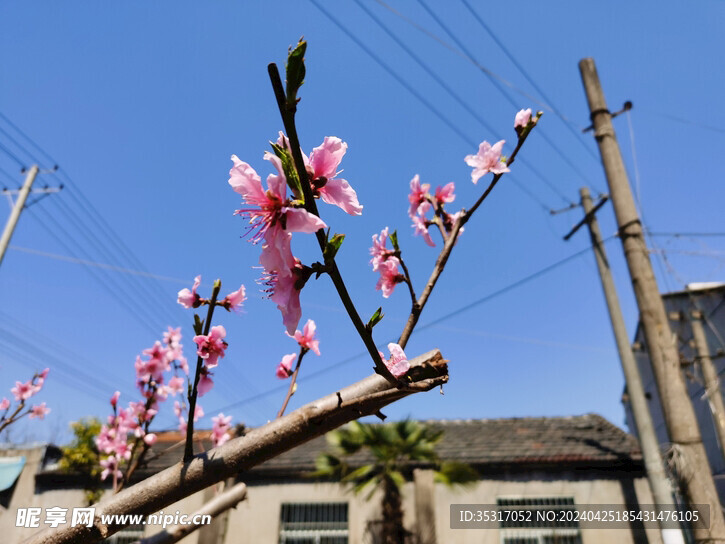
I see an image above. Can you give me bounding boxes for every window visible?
[103,524,144,544]
[279,502,349,544]
[497,497,582,544]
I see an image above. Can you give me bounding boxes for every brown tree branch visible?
[137,483,248,544]
[24,349,447,544]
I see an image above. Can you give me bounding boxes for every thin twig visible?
[184,281,222,462]
[267,63,398,386]
[395,251,418,309]
[277,348,308,418]
[398,117,539,349]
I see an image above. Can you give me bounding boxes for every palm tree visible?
[314,419,477,544]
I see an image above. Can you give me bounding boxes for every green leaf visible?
[324,233,345,261]
[285,39,307,107]
[270,142,303,199]
[367,307,384,330]
[193,314,204,336]
[389,230,399,252]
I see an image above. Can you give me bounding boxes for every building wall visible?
[436,471,661,544]
[224,472,661,544]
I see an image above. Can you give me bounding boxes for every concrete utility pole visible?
[579,57,725,542]
[0,165,38,268]
[565,187,684,544]
[691,310,725,458]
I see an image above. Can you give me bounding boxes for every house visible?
[1,414,661,543]
[622,282,725,502]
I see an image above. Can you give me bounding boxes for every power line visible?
[458,0,601,162]
[0,112,56,166]
[0,113,275,423]
[0,340,112,404]
[0,141,26,170]
[204,239,601,416]
[26,204,163,334]
[48,191,179,326]
[308,0,554,213]
[372,0,554,112]
[8,245,195,285]
[648,232,725,238]
[0,112,189,327]
[0,165,18,186]
[408,0,604,194]
[0,327,132,402]
[353,0,572,206]
[642,108,725,135]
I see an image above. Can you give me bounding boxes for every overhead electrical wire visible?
[458,0,601,163]
[352,0,572,206]
[25,204,163,335]
[203,238,602,417]
[0,141,26,170]
[307,0,553,213]
[0,114,278,421]
[0,113,188,330]
[412,0,605,196]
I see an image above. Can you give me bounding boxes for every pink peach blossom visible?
[464,140,510,184]
[276,353,297,379]
[223,284,246,312]
[197,373,214,397]
[408,175,431,217]
[110,391,121,407]
[11,380,35,402]
[229,154,326,244]
[289,319,321,356]
[307,137,363,215]
[382,343,410,378]
[264,263,304,335]
[411,215,435,247]
[166,376,185,396]
[514,108,532,130]
[29,402,50,420]
[193,325,228,368]
[434,182,456,205]
[211,413,233,447]
[100,456,123,481]
[143,433,157,446]
[375,258,404,298]
[370,227,394,272]
[0,398,9,411]
[177,275,201,308]
[163,327,182,348]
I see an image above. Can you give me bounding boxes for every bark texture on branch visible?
[136,482,247,544]
[23,350,447,544]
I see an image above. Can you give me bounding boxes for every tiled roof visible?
[38,414,641,485]
[250,414,641,475]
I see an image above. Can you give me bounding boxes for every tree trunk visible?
[381,476,405,544]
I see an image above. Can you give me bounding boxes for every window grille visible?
[497,497,582,544]
[103,523,145,544]
[279,502,349,544]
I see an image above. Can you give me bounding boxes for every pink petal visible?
[309,137,347,179]
[229,156,266,205]
[319,178,363,216]
[283,208,327,233]
[263,152,288,200]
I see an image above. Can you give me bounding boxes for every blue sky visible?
[0,1,723,445]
